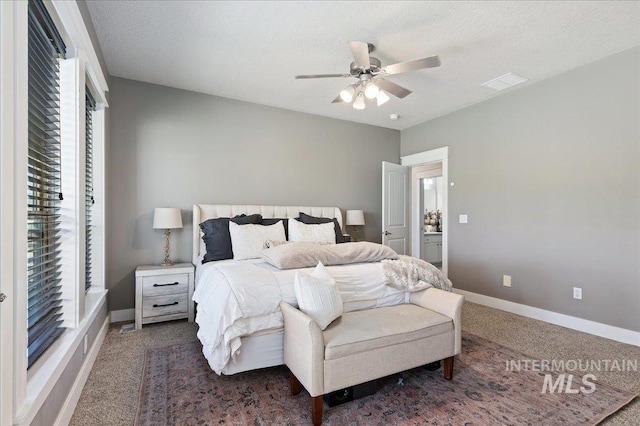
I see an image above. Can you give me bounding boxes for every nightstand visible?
[135,263,195,330]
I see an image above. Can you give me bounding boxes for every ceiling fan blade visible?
[377,79,412,98]
[381,55,441,76]
[331,95,344,103]
[349,41,370,69]
[295,74,350,79]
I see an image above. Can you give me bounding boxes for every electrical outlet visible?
[573,287,582,300]
[503,275,512,287]
[83,335,88,354]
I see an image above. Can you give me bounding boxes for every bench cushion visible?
[322,304,453,360]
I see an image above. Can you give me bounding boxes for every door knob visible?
[0,293,6,303]
[383,231,392,236]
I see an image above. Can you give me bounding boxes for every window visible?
[26,0,67,369]
[85,89,96,292]
[2,0,109,421]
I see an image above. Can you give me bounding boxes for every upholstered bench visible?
[281,287,464,425]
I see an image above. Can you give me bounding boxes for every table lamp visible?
[153,207,183,266]
[346,210,365,242]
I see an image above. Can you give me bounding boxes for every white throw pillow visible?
[229,221,286,260]
[288,219,336,244]
[294,262,343,330]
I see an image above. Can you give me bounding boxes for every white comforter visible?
[193,258,408,374]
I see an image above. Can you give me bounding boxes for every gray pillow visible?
[261,241,398,269]
[298,212,345,243]
[200,214,262,263]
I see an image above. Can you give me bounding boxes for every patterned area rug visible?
[135,334,637,425]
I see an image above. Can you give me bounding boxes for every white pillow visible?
[294,262,343,330]
[229,221,286,260]
[288,219,336,244]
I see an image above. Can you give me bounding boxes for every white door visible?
[382,161,409,254]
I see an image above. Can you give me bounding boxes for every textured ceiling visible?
[86,1,640,130]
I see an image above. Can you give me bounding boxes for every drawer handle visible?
[153,282,179,287]
[153,301,179,308]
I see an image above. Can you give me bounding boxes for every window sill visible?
[14,289,108,425]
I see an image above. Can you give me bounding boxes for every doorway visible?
[414,164,444,268]
[402,146,449,276]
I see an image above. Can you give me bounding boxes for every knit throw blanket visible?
[382,255,453,292]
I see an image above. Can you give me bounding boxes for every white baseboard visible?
[110,308,134,323]
[54,315,109,426]
[455,289,640,347]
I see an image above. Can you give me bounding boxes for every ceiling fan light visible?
[339,85,355,102]
[353,94,366,110]
[376,90,390,106]
[364,82,379,99]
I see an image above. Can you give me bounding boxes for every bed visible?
[191,204,408,375]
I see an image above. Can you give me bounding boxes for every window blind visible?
[27,0,67,369]
[85,89,96,291]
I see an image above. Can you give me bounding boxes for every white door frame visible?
[401,146,449,276]
[0,1,16,424]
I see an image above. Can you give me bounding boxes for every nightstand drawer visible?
[142,294,189,318]
[142,273,189,297]
[424,235,442,243]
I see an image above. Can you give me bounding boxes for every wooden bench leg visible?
[312,395,323,426]
[290,372,323,424]
[443,356,454,380]
[290,372,302,396]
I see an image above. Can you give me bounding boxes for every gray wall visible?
[107,77,400,311]
[402,47,640,332]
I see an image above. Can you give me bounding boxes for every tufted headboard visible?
[192,204,343,265]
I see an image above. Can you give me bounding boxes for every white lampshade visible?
[346,210,365,226]
[352,94,365,110]
[364,82,379,99]
[153,208,183,229]
[339,85,355,103]
[376,90,390,106]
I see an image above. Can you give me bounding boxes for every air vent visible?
[481,73,528,91]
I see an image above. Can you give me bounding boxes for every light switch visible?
[459,214,468,224]
[503,275,512,287]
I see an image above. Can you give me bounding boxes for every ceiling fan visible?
[295,41,441,110]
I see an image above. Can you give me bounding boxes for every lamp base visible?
[161,229,174,267]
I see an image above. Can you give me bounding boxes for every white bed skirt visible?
[220,331,284,375]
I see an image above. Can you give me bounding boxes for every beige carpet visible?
[70,302,640,425]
